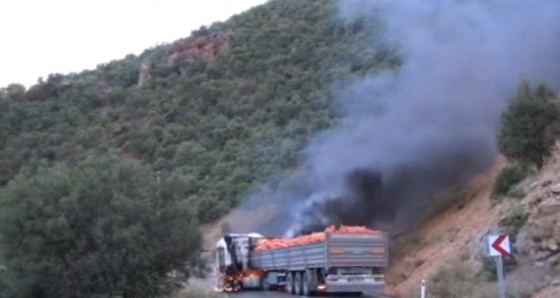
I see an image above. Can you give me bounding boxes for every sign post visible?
[487,234,511,298]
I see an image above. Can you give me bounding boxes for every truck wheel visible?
[302,270,315,297]
[259,275,268,291]
[286,272,295,295]
[294,271,303,296]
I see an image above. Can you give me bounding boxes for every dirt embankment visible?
[385,158,505,296]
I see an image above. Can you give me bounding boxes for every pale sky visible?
[0,0,268,88]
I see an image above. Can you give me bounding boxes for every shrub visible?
[498,81,560,170]
[0,156,202,298]
[491,164,530,201]
[479,255,518,282]
[498,200,529,237]
[480,201,526,282]
[430,258,533,298]
[430,260,480,298]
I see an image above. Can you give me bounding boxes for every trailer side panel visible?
[250,242,325,271]
[249,232,388,271]
[326,232,388,269]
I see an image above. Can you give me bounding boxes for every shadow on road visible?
[220,291,393,298]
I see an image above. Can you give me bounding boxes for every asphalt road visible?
[220,291,384,298]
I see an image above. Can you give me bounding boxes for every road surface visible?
[193,275,391,298]
[193,278,390,298]
[220,291,387,298]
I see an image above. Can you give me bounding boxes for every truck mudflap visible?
[323,274,385,293]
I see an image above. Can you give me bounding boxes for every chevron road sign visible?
[487,234,511,298]
[488,234,511,257]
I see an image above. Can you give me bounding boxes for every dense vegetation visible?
[0,0,400,296]
[498,81,560,170]
[490,164,530,201]
[0,157,201,298]
[0,0,397,224]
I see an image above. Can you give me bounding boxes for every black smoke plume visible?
[239,0,560,237]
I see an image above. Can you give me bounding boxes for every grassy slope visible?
[0,0,399,224]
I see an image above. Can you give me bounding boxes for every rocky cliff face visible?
[518,156,560,267]
[166,31,234,67]
[166,31,235,79]
[138,30,235,86]
[137,60,152,87]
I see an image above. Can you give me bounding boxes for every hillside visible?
[378,142,560,297]
[2,0,560,297]
[0,2,404,295]
[0,0,398,226]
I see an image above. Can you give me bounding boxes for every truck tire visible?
[259,275,270,291]
[302,270,315,297]
[286,272,295,295]
[294,271,303,296]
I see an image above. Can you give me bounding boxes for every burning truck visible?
[213,225,389,296]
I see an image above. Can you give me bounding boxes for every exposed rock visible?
[537,200,560,216]
[517,155,560,267]
[138,60,152,87]
[550,183,560,194]
[552,279,560,286]
[548,254,560,265]
[534,251,552,261]
[545,240,559,252]
[94,79,112,99]
[166,30,235,71]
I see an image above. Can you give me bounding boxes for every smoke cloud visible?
[243,0,560,237]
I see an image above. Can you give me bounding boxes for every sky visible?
[0,0,268,88]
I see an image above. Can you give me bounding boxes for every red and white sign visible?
[488,234,511,257]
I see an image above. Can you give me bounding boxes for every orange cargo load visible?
[254,225,381,251]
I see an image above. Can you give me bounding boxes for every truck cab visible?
[214,233,265,292]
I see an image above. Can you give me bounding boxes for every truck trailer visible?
[212,226,389,296]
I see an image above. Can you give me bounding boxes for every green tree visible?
[498,81,560,169]
[0,84,26,101]
[0,156,202,298]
